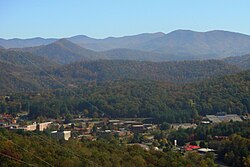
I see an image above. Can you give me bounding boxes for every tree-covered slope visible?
[0,49,57,70]
[0,55,241,93]
[99,48,171,62]
[0,50,62,93]
[79,70,250,120]
[0,129,216,167]
[5,70,248,123]
[53,59,240,83]
[224,54,250,70]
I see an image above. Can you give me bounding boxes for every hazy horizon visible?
[1,0,250,39]
[1,29,250,40]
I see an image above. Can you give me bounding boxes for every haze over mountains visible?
[16,39,99,64]
[1,29,250,93]
[2,30,250,62]
[0,48,243,93]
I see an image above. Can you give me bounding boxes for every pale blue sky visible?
[1,0,250,39]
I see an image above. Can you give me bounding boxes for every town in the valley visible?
[0,95,248,156]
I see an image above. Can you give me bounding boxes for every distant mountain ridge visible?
[69,32,165,51]
[0,37,57,48]
[137,30,250,58]
[14,39,99,64]
[14,39,174,64]
[0,32,165,49]
[2,30,250,61]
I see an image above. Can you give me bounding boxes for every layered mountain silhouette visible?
[14,39,173,64]
[137,30,250,58]
[0,49,242,93]
[16,39,99,64]
[2,30,250,62]
[0,37,57,48]
[69,32,165,51]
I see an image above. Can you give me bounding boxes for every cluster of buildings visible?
[0,114,71,141]
[0,114,17,126]
[1,120,52,132]
[0,110,246,147]
[64,118,158,142]
[180,144,215,154]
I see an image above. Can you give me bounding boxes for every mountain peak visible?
[29,38,98,64]
[54,38,72,45]
[51,38,84,49]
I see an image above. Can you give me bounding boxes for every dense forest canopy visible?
[1,70,249,123]
[0,129,218,167]
[0,49,242,94]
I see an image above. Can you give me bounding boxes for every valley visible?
[0,30,250,167]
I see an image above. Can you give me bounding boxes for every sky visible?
[1,0,250,39]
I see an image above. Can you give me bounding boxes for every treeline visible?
[0,70,249,123]
[168,121,250,145]
[210,134,250,167]
[0,129,216,167]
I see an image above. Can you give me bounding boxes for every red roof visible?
[184,147,193,151]
[2,114,12,118]
[184,145,200,151]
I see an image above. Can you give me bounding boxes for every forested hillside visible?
[2,70,249,123]
[0,61,40,92]
[52,59,240,83]
[78,70,250,121]
[224,54,250,69]
[0,49,57,70]
[0,50,60,92]
[100,48,171,61]
[0,49,241,94]
[0,129,217,167]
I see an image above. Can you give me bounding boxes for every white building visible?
[51,131,71,140]
[25,124,37,131]
[38,122,52,131]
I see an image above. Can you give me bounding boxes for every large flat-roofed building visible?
[206,114,242,123]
